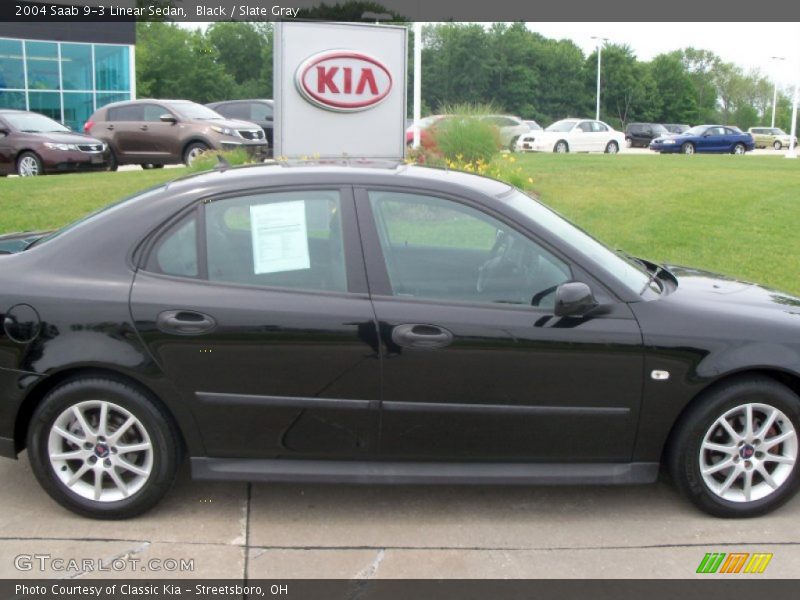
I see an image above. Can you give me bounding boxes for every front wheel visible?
[605,141,619,154]
[732,143,746,155]
[183,142,209,166]
[17,151,43,176]
[27,378,181,519]
[773,141,782,151]
[681,142,695,155]
[668,377,800,518]
[554,141,568,153]
[508,136,519,153]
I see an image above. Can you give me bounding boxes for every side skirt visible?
[191,458,659,486]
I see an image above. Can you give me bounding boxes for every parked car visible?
[4,162,799,519]
[748,127,797,150]
[0,110,107,177]
[625,122,670,148]
[206,99,274,149]
[523,120,543,131]
[405,115,528,151]
[663,124,691,134]
[516,118,625,153]
[404,115,445,146]
[650,125,755,155]
[84,99,268,169]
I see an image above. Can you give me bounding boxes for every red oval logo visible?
[295,50,393,112]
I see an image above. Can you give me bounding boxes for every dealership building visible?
[0,21,135,131]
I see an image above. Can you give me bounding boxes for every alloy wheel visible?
[18,155,40,176]
[699,402,798,503]
[47,400,154,502]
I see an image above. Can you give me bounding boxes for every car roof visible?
[100,99,199,109]
[208,99,273,105]
[165,161,513,198]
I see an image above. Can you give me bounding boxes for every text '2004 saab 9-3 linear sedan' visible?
[1,162,799,519]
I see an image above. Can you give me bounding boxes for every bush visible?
[431,115,501,164]
[187,147,254,173]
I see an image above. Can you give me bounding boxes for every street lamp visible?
[786,75,798,159]
[591,37,608,121]
[770,56,785,128]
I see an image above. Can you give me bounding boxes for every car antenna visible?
[215,154,231,171]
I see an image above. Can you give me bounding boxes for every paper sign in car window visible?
[250,200,310,274]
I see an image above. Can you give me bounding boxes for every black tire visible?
[16,151,43,177]
[667,376,800,518]
[625,137,633,148]
[605,141,619,154]
[183,142,209,166]
[508,136,519,153]
[681,142,695,155]
[107,149,119,172]
[141,164,164,170]
[554,140,568,153]
[773,141,782,151]
[27,378,181,519]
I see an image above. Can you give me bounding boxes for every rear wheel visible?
[508,136,519,153]
[732,143,746,155]
[554,140,568,153]
[27,378,181,519]
[141,164,165,170]
[668,377,800,518]
[17,152,43,177]
[605,141,619,154]
[107,149,119,172]
[681,142,695,155]
[773,140,782,151]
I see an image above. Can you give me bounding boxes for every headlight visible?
[44,142,79,151]
[661,139,676,145]
[211,125,237,137]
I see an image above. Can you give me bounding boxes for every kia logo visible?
[296,50,393,112]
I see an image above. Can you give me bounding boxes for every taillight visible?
[83,120,94,134]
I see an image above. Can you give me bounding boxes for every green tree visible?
[649,52,698,123]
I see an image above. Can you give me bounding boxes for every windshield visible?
[27,186,166,250]
[5,113,69,133]
[652,124,668,134]
[170,103,223,120]
[545,120,578,132]
[685,125,708,136]
[502,190,652,295]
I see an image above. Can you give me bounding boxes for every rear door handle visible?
[391,324,453,350]
[157,310,216,335]
[140,125,148,131]
[106,125,114,130]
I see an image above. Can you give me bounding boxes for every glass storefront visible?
[0,37,133,132]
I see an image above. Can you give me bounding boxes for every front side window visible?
[143,104,169,122]
[368,191,570,308]
[205,190,347,292]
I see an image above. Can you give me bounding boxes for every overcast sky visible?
[183,21,800,88]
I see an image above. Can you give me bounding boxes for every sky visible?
[182,21,800,89]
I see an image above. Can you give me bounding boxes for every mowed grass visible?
[1,154,798,294]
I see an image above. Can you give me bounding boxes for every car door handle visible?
[391,324,453,350]
[140,125,148,131]
[106,125,114,130]
[157,310,216,335]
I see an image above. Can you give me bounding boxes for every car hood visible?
[21,131,103,145]
[665,264,800,316]
[198,118,262,131]
[0,231,50,254]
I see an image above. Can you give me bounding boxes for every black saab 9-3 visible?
[1,162,799,519]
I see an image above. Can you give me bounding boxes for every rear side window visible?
[216,102,249,120]
[107,104,144,121]
[205,191,346,292]
[146,214,199,278]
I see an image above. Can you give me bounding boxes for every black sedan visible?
[649,124,756,154]
[1,163,798,519]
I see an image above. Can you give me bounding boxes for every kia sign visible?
[274,22,407,159]
[295,51,393,112]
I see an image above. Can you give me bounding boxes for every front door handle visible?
[106,125,114,130]
[140,125,149,131]
[391,324,453,350]
[157,310,216,335]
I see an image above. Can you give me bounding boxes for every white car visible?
[515,118,625,154]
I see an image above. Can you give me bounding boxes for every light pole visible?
[591,37,608,121]
[770,56,785,128]
[786,75,798,159]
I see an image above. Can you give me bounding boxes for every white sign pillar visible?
[412,22,422,149]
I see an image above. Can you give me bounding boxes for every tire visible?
[16,151,43,177]
[554,140,568,153]
[667,376,800,518]
[27,378,181,519]
[732,143,746,155]
[681,142,695,155]
[605,141,619,154]
[183,142,209,166]
[625,137,633,148]
[508,136,519,153]
[107,149,119,172]
[773,141,782,151]
[141,164,164,170]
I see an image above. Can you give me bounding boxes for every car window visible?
[592,121,608,132]
[216,102,249,120]
[578,122,593,133]
[107,104,144,121]
[143,104,168,122]
[250,102,273,120]
[147,214,199,278]
[368,191,571,308]
[205,190,346,292]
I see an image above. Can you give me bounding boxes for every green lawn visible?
[1,154,798,295]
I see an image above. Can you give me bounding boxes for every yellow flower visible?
[528,177,534,183]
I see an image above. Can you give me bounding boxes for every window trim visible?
[138,184,368,296]
[354,186,584,310]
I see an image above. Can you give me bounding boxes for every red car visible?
[0,110,108,177]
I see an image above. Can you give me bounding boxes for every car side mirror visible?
[160,114,177,124]
[0,128,8,137]
[554,282,597,317]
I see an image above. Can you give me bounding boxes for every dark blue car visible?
[649,125,755,155]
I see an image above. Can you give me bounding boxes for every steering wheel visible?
[531,284,559,307]
[476,230,510,293]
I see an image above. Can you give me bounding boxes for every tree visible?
[649,52,698,123]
